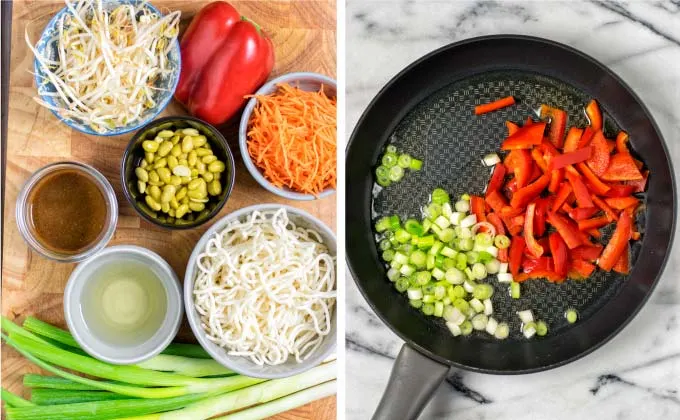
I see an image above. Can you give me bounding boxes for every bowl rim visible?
[120,115,236,230]
[238,72,337,201]
[64,245,183,365]
[32,0,181,137]
[183,203,337,378]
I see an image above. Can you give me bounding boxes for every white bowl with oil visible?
[64,245,183,365]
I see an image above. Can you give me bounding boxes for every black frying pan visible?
[345,35,676,419]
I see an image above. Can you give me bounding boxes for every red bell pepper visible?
[624,170,649,193]
[585,131,610,176]
[616,131,629,154]
[576,162,610,195]
[586,228,602,239]
[505,150,533,188]
[506,121,520,136]
[177,2,275,125]
[563,127,584,153]
[486,163,506,196]
[529,165,542,183]
[606,140,617,153]
[565,169,594,208]
[509,236,526,277]
[570,244,603,262]
[601,153,643,181]
[633,158,644,170]
[612,247,630,274]
[498,247,509,263]
[604,196,639,210]
[548,147,592,171]
[525,117,534,126]
[475,96,516,115]
[487,212,506,235]
[547,211,583,249]
[531,148,548,172]
[548,168,564,193]
[549,232,568,276]
[540,105,567,148]
[501,123,547,150]
[567,206,598,221]
[522,256,553,273]
[516,269,564,283]
[598,211,632,271]
[577,215,610,231]
[552,182,572,212]
[510,172,551,209]
[569,259,596,279]
[485,190,508,213]
[534,198,549,237]
[470,196,487,223]
[578,126,595,149]
[524,202,544,257]
[585,99,602,131]
[605,184,636,197]
[591,195,618,221]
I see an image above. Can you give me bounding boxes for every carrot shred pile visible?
[247,83,337,196]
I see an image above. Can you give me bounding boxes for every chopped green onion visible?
[494,235,511,249]
[477,251,494,263]
[499,262,509,274]
[388,215,401,230]
[475,233,493,248]
[395,277,410,292]
[397,154,412,168]
[464,267,474,281]
[386,145,397,154]
[375,165,389,180]
[404,219,424,236]
[407,288,423,300]
[422,218,433,233]
[454,200,470,212]
[393,252,408,265]
[536,321,548,336]
[394,229,411,243]
[450,212,465,226]
[443,306,463,323]
[437,228,455,243]
[485,259,500,274]
[469,298,485,313]
[494,322,509,339]
[466,251,480,264]
[461,193,471,201]
[460,320,473,335]
[483,299,493,316]
[409,250,427,268]
[431,188,450,204]
[460,214,477,228]
[427,239,443,255]
[422,303,435,316]
[386,268,400,282]
[565,309,578,324]
[376,175,391,187]
[497,272,513,283]
[434,286,447,300]
[415,271,432,286]
[398,244,413,254]
[485,316,499,335]
[434,215,451,229]
[410,299,423,309]
[517,310,534,324]
[382,153,398,167]
[410,158,423,171]
[381,249,395,262]
[440,246,456,258]
[375,217,391,233]
[399,264,416,276]
[471,263,487,280]
[455,253,468,270]
[482,153,501,166]
[446,322,462,336]
[458,237,473,251]
[457,227,473,239]
[431,267,445,280]
[434,302,444,317]
[510,282,521,299]
[472,314,488,330]
[451,285,466,299]
[453,298,470,313]
[389,165,405,181]
[473,283,493,300]
[426,254,435,270]
[379,239,392,250]
[422,294,436,304]
[523,321,537,338]
[435,255,446,269]
[442,257,456,271]
[445,267,465,285]
[463,280,477,294]
[425,203,443,219]
[442,202,453,218]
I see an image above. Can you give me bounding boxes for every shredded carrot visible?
[474,96,516,115]
[247,83,337,196]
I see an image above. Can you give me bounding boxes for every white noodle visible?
[193,209,336,366]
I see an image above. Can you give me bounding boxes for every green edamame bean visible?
[145,195,161,211]
[208,161,226,173]
[188,178,202,191]
[169,175,182,186]
[178,159,189,168]
[188,202,205,212]
[194,135,207,147]
[196,161,206,175]
[135,167,149,182]
[170,197,179,210]
[182,128,199,136]
[158,141,173,157]
[175,204,189,218]
[176,187,188,200]
[181,136,194,153]
[161,185,176,203]
[188,150,198,166]
[153,158,167,169]
[137,181,146,194]
[167,155,179,170]
[148,185,161,201]
[157,167,172,184]
[171,134,181,145]
[202,172,214,182]
[148,170,160,184]
[171,144,182,157]
[157,129,174,138]
[201,155,217,164]
[142,140,159,152]
[144,152,155,164]
[181,176,192,184]
[208,180,222,196]
[190,168,199,178]
[188,189,207,200]
[196,148,212,157]
[161,201,170,213]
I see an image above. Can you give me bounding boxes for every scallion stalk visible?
[1,388,34,408]
[30,389,131,405]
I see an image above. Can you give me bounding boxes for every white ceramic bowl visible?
[64,245,183,365]
[184,204,337,378]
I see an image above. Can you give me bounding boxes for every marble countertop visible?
[345,1,680,418]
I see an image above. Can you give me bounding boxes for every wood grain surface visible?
[1,0,337,418]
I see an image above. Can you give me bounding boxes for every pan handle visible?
[372,344,449,420]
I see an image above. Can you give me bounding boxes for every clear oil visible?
[81,259,167,346]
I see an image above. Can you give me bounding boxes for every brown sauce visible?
[27,169,107,253]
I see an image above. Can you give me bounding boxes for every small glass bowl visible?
[15,162,118,263]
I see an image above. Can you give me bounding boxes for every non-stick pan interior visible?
[372,70,641,340]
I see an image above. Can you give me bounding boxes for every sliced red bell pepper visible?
[470,195,487,223]
[576,162,610,195]
[487,212,506,235]
[540,105,567,148]
[632,231,641,241]
[624,170,649,193]
[604,196,639,210]
[601,153,643,181]
[598,211,632,271]
[605,184,636,197]
[501,123,547,150]
[548,168,564,193]
[505,178,518,197]
[548,147,592,171]
[516,269,565,283]
[506,121,520,136]
[577,215,610,231]
[475,96,516,115]
[547,211,583,249]
[485,190,508,213]
[534,198,549,237]
[570,244,603,262]
[549,232,568,276]
[585,99,602,131]
[522,256,553,273]
[585,131,610,177]
[578,126,595,149]
[616,131,629,154]
[612,246,630,274]
[531,148,548,172]
[587,228,602,239]
[509,215,525,235]
[525,117,534,126]
[569,259,596,279]
[623,204,638,217]
[591,195,618,221]
[510,172,551,209]
[563,127,584,153]
[567,206,598,221]
[498,247,509,263]
[509,236,526,277]
[606,140,616,153]
[505,150,533,188]
[486,163,506,196]
[565,169,594,208]
[633,158,644,170]
[524,202,544,257]
[552,182,572,212]
[529,165,542,183]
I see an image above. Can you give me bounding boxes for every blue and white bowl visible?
[33,0,181,136]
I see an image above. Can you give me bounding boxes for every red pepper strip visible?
[577,215,610,231]
[587,228,602,239]
[522,256,553,273]
[548,169,564,193]
[567,206,599,221]
[576,162,610,195]
[485,190,508,213]
[585,99,602,131]
[540,105,568,148]
[505,150,533,188]
[591,195,618,221]
[534,198,549,237]
[633,158,644,170]
[498,247,509,263]
[525,117,534,126]
[509,215,525,235]
[565,169,594,208]
[531,148,549,172]
[616,131,630,154]
[509,236,526,277]
[602,153,643,181]
[569,259,596,279]
[612,246,630,274]
[548,147,592,171]
[624,170,649,193]
[510,172,551,209]
[501,123,547,150]
[549,232,569,276]
[585,131,610,177]
[501,206,523,218]
[487,212,506,235]
[524,203,544,257]
[485,163,506,196]
[506,121,520,136]
[605,184,636,197]
[552,182,573,212]
[516,269,565,283]
[475,96,516,115]
[604,196,639,210]
[529,165,542,183]
[607,140,617,153]
[470,196,487,223]
[563,127,584,153]
[505,178,518,198]
[570,244,603,262]
[547,211,583,249]
[623,204,638,217]
[578,127,596,149]
[598,211,633,271]
[632,231,641,241]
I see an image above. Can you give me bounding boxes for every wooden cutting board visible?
[1,0,337,418]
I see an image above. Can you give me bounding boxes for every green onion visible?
[422,218,433,234]
[375,217,391,233]
[382,249,395,262]
[431,188,450,204]
[388,215,401,230]
[434,286,446,300]
[477,251,493,263]
[389,165,404,181]
[458,237,473,251]
[455,253,468,270]
[450,285,466,299]
[407,288,423,300]
[471,314,488,330]
[431,267,445,280]
[460,320,473,335]
[386,268,399,281]
[536,321,548,336]
[386,145,397,154]
[473,284,493,300]
[426,254,435,270]
[445,267,465,285]
[1,388,34,408]
[425,203,442,219]
[442,258,456,271]
[469,298,485,313]
[410,158,423,171]
[393,252,408,265]
[440,246,457,258]
[434,215,450,229]
[483,299,493,316]
[382,153,398,167]
[464,267,474,281]
[394,229,411,243]
[475,233,493,248]
[29,389,131,405]
[454,200,470,212]
[523,321,537,339]
[463,280,477,294]
[409,299,423,309]
[461,193,471,201]
[422,303,435,316]
[397,154,412,168]
[427,239,442,255]
[23,375,99,391]
[510,282,521,299]
[404,219,424,236]
[442,202,453,218]
[437,228,455,243]
[375,165,389,179]
[453,298,470,313]
[450,212,465,226]
[485,259,500,274]
[409,250,427,268]
[379,239,392,251]
[565,309,578,324]
[399,264,415,276]
[485,317,498,335]
[471,263,488,280]
[434,302,444,317]
[376,175,391,187]
[494,322,509,339]
[395,277,410,293]
[466,251,480,264]
[494,234,511,249]
[415,271,432,286]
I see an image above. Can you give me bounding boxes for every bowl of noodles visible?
[184,204,337,378]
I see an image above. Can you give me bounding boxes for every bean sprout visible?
[26,0,180,133]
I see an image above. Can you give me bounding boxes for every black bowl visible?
[121,116,236,229]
